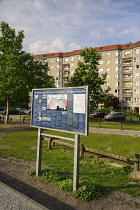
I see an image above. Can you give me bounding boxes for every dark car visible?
[104,112,126,121]
[9,108,19,115]
[0,107,5,114]
[89,112,107,119]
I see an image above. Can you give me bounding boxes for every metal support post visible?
[36,128,43,176]
[73,134,80,191]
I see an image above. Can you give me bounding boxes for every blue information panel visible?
[31,86,88,135]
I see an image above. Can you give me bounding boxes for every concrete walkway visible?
[89,127,140,136]
[0,182,48,210]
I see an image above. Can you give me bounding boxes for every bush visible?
[40,168,65,183]
[58,179,73,192]
[73,182,105,201]
[98,108,110,114]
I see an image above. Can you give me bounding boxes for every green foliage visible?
[65,47,110,112]
[98,108,110,114]
[73,182,105,201]
[26,170,36,176]
[124,111,140,118]
[103,94,120,110]
[58,179,73,192]
[40,168,65,183]
[0,22,55,123]
[110,166,132,176]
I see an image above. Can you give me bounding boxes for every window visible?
[115,82,120,87]
[134,48,139,54]
[56,58,61,62]
[134,65,139,70]
[51,59,53,63]
[71,56,74,61]
[115,74,120,79]
[98,68,103,72]
[107,74,110,79]
[115,51,121,56]
[134,81,139,86]
[106,60,110,64]
[126,44,130,48]
[71,63,74,67]
[124,51,130,56]
[51,65,53,69]
[115,66,120,72]
[106,82,109,86]
[134,98,139,103]
[57,64,60,69]
[56,84,61,88]
[115,89,120,95]
[99,47,103,50]
[98,60,103,64]
[115,59,121,64]
[64,58,69,62]
[78,56,80,60]
[106,52,110,56]
[106,67,110,71]
[134,57,139,62]
[100,53,103,57]
[134,73,139,78]
[57,71,61,75]
[134,89,139,94]
[56,77,61,82]
[42,60,47,63]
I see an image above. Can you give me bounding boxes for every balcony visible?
[63,73,69,77]
[122,62,132,66]
[123,92,132,97]
[122,101,132,105]
[122,85,132,89]
[123,68,132,73]
[123,77,132,81]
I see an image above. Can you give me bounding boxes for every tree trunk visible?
[5,98,10,124]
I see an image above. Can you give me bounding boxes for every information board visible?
[31,86,88,135]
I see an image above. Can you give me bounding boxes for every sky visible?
[0,0,140,55]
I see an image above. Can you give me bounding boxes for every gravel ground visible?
[0,182,47,210]
[0,124,140,209]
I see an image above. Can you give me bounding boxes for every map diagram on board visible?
[47,94,68,110]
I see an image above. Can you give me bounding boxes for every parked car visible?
[16,108,27,114]
[24,109,31,115]
[0,107,5,114]
[104,112,126,121]
[89,112,107,119]
[9,108,19,115]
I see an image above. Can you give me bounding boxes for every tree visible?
[104,93,120,111]
[65,47,110,112]
[0,22,55,123]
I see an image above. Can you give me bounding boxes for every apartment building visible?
[34,41,140,113]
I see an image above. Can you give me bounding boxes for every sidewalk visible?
[0,182,48,210]
[89,127,140,136]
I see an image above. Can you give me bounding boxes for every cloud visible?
[1,0,140,54]
[90,30,101,38]
[28,38,81,54]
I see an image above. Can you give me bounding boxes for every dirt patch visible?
[1,124,140,209]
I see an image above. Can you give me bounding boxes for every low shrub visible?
[73,182,105,201]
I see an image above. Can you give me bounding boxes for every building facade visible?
[34,41,140,113]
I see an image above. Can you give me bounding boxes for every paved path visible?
[89,127,140,136]
[0,182,48,210]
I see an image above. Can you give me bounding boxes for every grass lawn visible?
[0,126,140,197]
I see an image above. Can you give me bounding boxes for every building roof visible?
[34,41,140,59]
